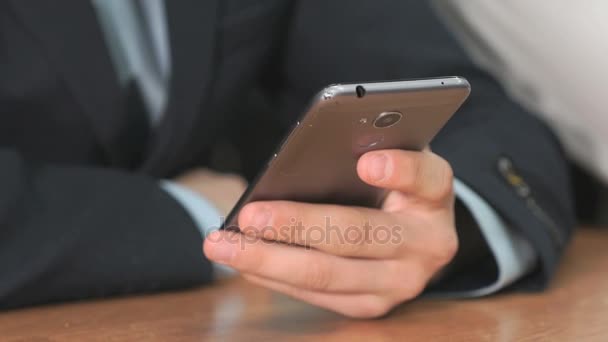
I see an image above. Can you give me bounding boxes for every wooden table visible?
[1,228,606,341]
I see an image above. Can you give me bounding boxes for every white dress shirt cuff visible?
[451,178,537,297]
[160,181,237,278]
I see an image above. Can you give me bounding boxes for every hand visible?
[175,168,247,217]
[203,149,457,318]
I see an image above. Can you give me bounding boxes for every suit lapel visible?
[8,0,136,165]
[9,0,219,173]
[141,0,219,174]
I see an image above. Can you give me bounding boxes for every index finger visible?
[238,201,405,259]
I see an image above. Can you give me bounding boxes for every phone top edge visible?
[316,76,471,102]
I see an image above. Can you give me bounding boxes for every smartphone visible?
[223,77,471,229]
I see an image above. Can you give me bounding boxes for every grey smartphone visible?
[222,77,471,229]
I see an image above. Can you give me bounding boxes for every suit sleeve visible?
[274,0,575,291]
[0,149,213,310]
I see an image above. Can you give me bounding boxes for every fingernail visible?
[369,154,388,181]
[208,240,235,264]
[252,209,272,228]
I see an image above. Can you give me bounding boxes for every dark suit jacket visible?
[0,0,576,309]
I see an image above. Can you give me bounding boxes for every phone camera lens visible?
[373,111,403,128]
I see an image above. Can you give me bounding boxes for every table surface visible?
[1,228,606,341]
